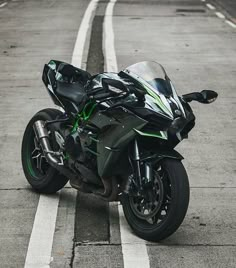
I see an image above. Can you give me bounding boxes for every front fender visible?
[141,149,184,162]
[155,149,184,160]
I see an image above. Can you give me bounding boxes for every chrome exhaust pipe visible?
[33,120,61,166]
[33,120,84,182]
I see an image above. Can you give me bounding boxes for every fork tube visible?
[133,139,143,190]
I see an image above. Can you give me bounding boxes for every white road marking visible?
[215,12,225,19]
[24,1,99,267]
[201,0,205,2]
[206,3,215,10]
[71,0,99,68]
[225,20,236,28]
[104,0,150,267]
[104,0,118,72]
[24,194,60,268]
[118,205,150,268]
[206,1,236,29]
[0,2,7,8]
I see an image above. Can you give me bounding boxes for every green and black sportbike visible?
[21,60,217,241]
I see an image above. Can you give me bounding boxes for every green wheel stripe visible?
[26,143,36,176]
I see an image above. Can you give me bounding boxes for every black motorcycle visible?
[21,60,217,241]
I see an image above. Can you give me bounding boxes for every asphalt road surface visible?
[0,0,236,267]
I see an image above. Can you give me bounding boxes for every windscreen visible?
[122,61,173,97]
[122,61,186,119]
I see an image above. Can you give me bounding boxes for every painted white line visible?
[24,194,60,268]
[225,20,236,29]
[215,12,225,19]
[24,1,99,267]
[206,3,215,10]
[71,0,99,68]
[104,0,118,72]
[0,2,7,8]
[104,0,150,266]
[118,205,150,268]
[201,0,205,2]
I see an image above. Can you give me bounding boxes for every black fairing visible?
[88,107,147,177]
[42,64,62,107]
[167,100,195,147]
[42,60,91,114]
[42,61,198,181]
[126,106,173,131]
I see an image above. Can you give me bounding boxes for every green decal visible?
[134,128,168,140]
[129,74,173,118]
[64,153,69,160]
[142,83,173,117]
[71,101,96,133]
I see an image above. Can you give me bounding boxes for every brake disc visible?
[129,171,164,220]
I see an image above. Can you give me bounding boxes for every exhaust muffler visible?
[33,120,80,181]
[33,120,62,166]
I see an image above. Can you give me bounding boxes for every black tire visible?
[21,108,69,194]
[121,159,190,242]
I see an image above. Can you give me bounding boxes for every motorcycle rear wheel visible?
[121,158,190,242]
[21,108,69,194]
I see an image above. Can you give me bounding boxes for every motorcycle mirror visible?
[199,90,218,104]
[182,90,218,104]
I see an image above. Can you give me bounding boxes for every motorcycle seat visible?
[56,81,87,105]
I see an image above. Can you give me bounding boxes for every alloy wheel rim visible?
[26,126,50,178]
[129,167,172,225]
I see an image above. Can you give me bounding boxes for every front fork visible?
[132,139,153,191]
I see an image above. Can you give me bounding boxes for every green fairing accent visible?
[64,153,69,160]
[71,101,96,133]
[134,128,168,140]
[71,116,80,133]
[143,84,172,117]
[131,74,172,117]
[82,102,96,121]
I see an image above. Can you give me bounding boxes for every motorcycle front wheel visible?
[121,158,190,242]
